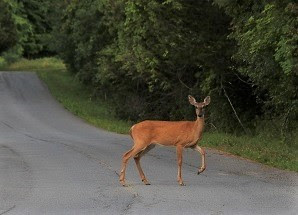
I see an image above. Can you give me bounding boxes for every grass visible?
[38,70,131,134]
[201,132,297,171]
[1,57,297,172]
[1,57,65,71]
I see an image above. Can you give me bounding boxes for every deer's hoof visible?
[142,179,151,185]
[178,181,185,186]
[198,167,206,174]
[120,180,127,187]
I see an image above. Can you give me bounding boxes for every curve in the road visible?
[0,72,297,215]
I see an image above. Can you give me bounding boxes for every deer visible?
[119,95,210,186]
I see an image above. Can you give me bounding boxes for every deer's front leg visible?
[176,145,185,186]
[192,145,206,174]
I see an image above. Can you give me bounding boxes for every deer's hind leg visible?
[119,144,145,186]
[134,144,155,185]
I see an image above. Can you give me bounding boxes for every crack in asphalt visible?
[0,121,14,130]
[121,193,139,215]
[0,143,33,215]
[0,205,16,215]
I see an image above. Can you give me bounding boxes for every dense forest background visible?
[1,0,297,143]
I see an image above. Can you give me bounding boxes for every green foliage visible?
[57,0,254,132]
[214,0,298,137]
[0,0,17,53]
[0,45,23,63]
[53,0,296,140]
[52,0,108,85]
[21,0,51,57]
[0,0,55,60]
[0,57,7,68]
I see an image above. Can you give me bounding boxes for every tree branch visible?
[177,73,192,90]
[221,81,250,135]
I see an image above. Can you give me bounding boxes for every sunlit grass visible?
[202,132,298,171]
[38,69,131,134]
[0,57,65,71]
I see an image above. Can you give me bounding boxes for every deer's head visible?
[188,95,211,118]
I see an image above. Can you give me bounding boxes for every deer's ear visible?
[188,95,197,106]
[203,96,211,106]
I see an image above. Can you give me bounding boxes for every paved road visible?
[0,72,297,215]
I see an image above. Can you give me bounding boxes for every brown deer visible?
[119,95,210,186]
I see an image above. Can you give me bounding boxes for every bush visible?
[1,45,23,64]
[0,57,7,69]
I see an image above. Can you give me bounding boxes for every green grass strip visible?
[38,69,131,134]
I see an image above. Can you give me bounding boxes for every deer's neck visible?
[194,116,205,137]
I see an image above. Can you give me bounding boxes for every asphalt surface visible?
[0,71,297,215]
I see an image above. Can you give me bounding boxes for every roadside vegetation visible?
[1,57,64,71]
[1,58,297,172]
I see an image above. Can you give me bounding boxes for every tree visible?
[0,0,56,60]
[215,0,298,136]
[0,1,17,54]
